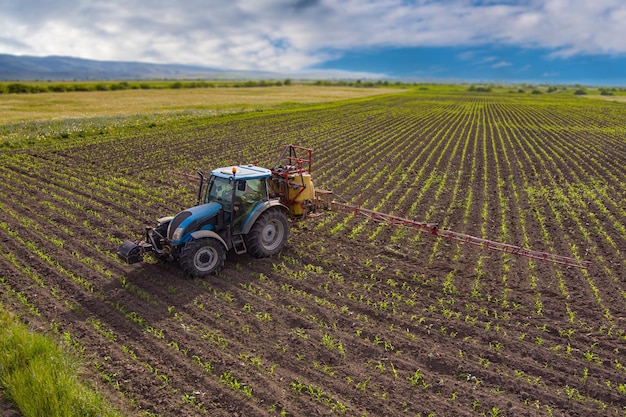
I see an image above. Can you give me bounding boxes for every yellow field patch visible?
[0,85,400,123]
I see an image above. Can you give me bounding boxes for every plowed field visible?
[1,90,626,416]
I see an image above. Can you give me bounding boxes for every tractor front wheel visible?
[246,208,289,258]
[180,238,225,278]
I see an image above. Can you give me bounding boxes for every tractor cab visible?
[204,165,271,233]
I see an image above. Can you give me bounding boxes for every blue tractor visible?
[117,145,318,277]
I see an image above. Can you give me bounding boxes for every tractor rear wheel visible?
[180,238,225,277]
[246,208,289,258]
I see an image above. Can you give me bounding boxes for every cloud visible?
[457,51,475,61]
[492,61,512,68]
[0,0,625,71]
[0,36,29,50]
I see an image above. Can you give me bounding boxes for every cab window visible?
[206,176,233,209]
[234,179,266,203]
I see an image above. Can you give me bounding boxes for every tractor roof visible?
[211,165,272,180]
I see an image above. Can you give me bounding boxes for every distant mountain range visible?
[0,54,282,81]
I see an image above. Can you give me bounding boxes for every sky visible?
[1,0,625,85]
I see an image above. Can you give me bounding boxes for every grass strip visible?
[0,305,122,417]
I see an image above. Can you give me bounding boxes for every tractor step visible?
[232,234,247,254]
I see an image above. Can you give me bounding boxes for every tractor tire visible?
[245,208,289,258]
[179,238,226,278]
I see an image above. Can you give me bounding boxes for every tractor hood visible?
[168,202,222,244]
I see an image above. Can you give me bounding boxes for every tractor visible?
[117,145,590,276]
[117,145,317,277]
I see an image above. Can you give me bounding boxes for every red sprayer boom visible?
[316,197,590,269]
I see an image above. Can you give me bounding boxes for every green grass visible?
[0,306,123,417]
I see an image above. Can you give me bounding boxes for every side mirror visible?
[237,181,246,192]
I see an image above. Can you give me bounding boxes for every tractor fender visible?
[242,200,289,235]
[157,216,174,225]
[189,230,229,250]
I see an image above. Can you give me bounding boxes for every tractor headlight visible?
[171,227,184,242]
